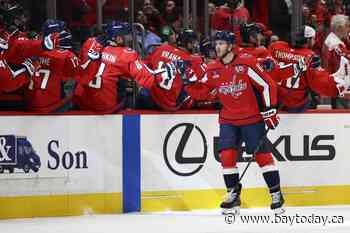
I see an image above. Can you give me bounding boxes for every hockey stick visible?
[238,59,305,182]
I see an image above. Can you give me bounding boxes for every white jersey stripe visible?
[248,67,271,107]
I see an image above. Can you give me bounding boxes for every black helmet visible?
[227,0,241,9]
[240,23,262,44]
[214,31,235,44]
[177,29,197,47]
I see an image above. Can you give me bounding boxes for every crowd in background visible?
[1,0,350,113]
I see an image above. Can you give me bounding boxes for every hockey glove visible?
[154,62,177,90]
[310,55,321,69]
[87,38,105,60]
[22,58,35,77]
[42,33,59,50]
[87,49,101,60]
[174,59,198,85]
[260,58,275,72]
[261,108,280,130]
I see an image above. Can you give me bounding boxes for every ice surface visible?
[1,206,350,233]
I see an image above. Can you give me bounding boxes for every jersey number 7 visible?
[28,69,51,90]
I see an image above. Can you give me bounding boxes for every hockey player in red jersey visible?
[190,31,284,214]
[141,29,206,111]
[4,28,43,67]
[0,2,41,66]
[0,28,35,93]
[75,30,107,94]
[24,25,80,113]
[74,21,176,113]
[0,19,66,96]
[236,23,298,92]
[238,23,270,58]
[270,25,350,112]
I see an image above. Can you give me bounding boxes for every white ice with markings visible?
[1,206,350,233]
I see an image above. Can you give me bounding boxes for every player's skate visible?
[220,183,242,215]
[270,190,285,215]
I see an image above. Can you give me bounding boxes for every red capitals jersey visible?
[270,41,339,111]
[5,35,42,66]
[191,54,277,125]
[211,6,250,44]
[145,44,206,110]
[0,52,29,93]
[236,46,296,85]
[24,49,79,112]
[75,46,155,112]
[236,46,270,58]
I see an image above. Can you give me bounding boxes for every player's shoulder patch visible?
[209,70,221,79]
[239,52,254,59]
[124,47,135,53]
[235,53,256,67]
[234,64,247,74]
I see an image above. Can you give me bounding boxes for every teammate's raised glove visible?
[310,55,321,69]
[87,37,106,61]
[42,33,59,51]
[88,49,101,60]
[260,58,275,72]
[261,108,280,129]
[174,59,198,85]
[153,61,177,90]
[21,58,35,77]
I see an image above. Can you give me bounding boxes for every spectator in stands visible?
[245,0,269,26]
[71,0,104,46]
[211,0,250,44]
[103,0,129,22]
[208,2,216,15]
[136,10,161,55]
[304,1,330,55]
[208,2,216,36]
[161,0,181,29]
[142,0,162,33]
[268,0,291,42]
[160,25,176,45]
[322,15,350,73]
[322,14,350,108]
